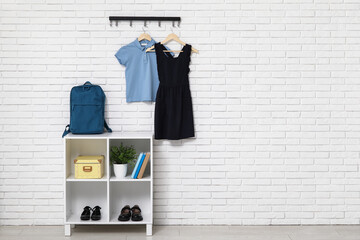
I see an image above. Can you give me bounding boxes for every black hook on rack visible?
[109,16,181,27]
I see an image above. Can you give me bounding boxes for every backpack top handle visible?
[83,81,93,90]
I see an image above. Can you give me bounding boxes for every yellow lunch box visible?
[74,155,104,179]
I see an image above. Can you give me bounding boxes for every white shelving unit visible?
[64,133,153,236]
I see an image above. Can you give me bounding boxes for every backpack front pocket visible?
[70,104,104,134]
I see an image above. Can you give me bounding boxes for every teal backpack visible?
[62,81,112,137]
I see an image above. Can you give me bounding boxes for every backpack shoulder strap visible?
[62,124,70,138]
[104,120,112,133]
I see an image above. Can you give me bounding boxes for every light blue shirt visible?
[115,38,159,102]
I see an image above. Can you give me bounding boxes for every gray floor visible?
[1,225,360,240]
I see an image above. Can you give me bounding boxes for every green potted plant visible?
[110,144,137,178]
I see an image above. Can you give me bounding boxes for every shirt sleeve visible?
[115,46,128,66]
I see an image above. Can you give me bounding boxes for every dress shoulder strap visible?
[154,43,160,53]
[184,44,192,63]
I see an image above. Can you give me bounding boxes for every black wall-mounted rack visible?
[109,16,181,27]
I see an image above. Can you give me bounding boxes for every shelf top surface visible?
[64,132,153,139]
[110,175,151,182]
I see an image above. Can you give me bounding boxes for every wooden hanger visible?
[138,32,152,42]
[146,33,198,53]
[138,25,152,42]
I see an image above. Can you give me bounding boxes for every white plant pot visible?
[113,164,128,178]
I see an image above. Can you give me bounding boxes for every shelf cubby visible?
[65,138,108,181]
[64,133,153,236]
[109,181,151,224]
[109,138,151,179]
[65,181,108,223]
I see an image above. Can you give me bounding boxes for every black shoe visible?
[118,205,131,221]
[91,206,101,221]
[131,205,143,221]
[80,206,92,220]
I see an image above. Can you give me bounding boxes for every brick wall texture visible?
[1,0,360,225]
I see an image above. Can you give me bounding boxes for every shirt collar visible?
[133,38,155,51]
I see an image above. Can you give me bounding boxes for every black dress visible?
[154,43,195,140]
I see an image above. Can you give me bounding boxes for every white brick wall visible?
[1,0,360,225]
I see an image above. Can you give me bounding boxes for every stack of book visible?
[131,152,150,179]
